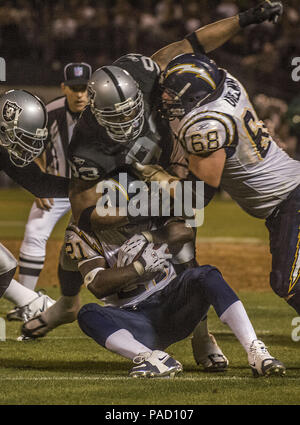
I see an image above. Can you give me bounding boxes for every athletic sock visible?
[19,253,44,290]
[18,274,40,291]
[105,329,151,360]
[193,316,210,339]
[3,279,38,306]
[220,300,257,353]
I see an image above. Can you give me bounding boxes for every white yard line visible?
[198,237,267,244]
[0,329,271,342]
[0,376,295,382]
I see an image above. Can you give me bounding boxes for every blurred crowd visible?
[0,0,300,159]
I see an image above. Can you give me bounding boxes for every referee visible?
[8,63,92,319]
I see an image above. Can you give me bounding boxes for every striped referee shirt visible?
[45,96,81,178]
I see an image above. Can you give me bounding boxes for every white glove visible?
[133,243,172,275]
[117,234,149,267]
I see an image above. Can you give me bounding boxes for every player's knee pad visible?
[0,267,17,297]
[58,264,83,296]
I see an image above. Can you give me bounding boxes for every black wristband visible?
[185,32,205,55]
[78,205,96,233]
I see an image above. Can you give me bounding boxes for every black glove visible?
[239,1,283,28]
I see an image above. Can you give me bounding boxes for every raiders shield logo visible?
[3,100,23,122]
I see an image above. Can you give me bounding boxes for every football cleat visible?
[129,350,183,378]
[191,331,229,372]
[6,291,55,323]
[248,339,286,377]
[17,334,35,342]
[20,315,48,340]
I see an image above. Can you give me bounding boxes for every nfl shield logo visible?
[74,66,83,77]
[3,100,22,122]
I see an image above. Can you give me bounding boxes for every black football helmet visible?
[160,53,223,120]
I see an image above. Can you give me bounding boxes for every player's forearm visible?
[84,265,145,299]
[152,16,240,70]
[4,160,69,198]
[143,221,194,255]
[194,16,240,54]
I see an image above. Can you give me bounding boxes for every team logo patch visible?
[73,66,83,77]
[3,100,22,122]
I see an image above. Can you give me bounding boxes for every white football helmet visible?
[0,89,48,167]
[88,66,144,143]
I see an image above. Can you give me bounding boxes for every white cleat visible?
[129,350,183,378]
[248,339,286,377]
[7,291,55,323]
[191,332,229,372]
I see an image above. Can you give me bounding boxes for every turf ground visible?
[0,187,300,407]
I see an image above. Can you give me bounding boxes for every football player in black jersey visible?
[22,2,283,368]
[0,89,69,322]
[67,1,283,232]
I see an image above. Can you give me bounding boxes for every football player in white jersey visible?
[134,51,300,319]
[21,172,285,377]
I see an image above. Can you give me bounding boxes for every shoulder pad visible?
[65,224,104,261]
[179,111,236,156]
[114,54,160,75]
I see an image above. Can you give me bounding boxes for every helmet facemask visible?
[89,85,144,143]
[0,114,47,167]
[160,84,191,121]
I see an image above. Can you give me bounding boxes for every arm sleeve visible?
[3,160,69,198]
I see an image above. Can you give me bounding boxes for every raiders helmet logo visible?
[3,100,22,122]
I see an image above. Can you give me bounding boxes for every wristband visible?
[84,267,104,288]
[141,231,153,243]
[185,32,205,54]
[133,261,145,276]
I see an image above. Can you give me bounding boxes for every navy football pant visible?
[266,184,300,313]
[78,265,239,351]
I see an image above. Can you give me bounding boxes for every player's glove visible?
[133,243,172,276]
[239,1,283,27]
[117,232,153,267]
[132,162,180,185]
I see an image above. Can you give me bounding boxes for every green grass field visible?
[0,188,299,407]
